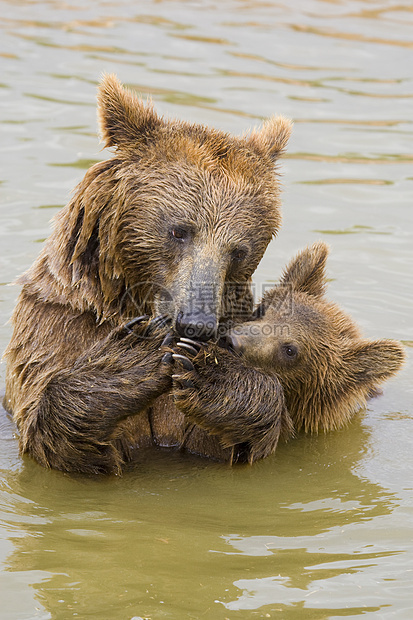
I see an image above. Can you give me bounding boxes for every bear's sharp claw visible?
[172,375,195,390]
[149,314,171,330]
[124,315,150,333]
[178,337,202,351]
[161,351,173,364]
[175,341,199,356]
[161,332,174,348]
[172,353,194,371]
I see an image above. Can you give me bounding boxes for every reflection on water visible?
[0,0,412,618]
[1,418,403,619]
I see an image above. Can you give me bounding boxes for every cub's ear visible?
[343,339,406,388]
[280,241,329,297]
[97,73,163,149]
[245,116,292,162]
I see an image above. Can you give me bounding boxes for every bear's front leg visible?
[10,314,174,475]
[171,339,294,463]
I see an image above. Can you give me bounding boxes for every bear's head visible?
[228,242,406,432]
[54,74,291,337]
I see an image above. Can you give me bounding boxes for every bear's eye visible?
[231,247,248,263]
[281,343,298,360]
[169,227,188,242]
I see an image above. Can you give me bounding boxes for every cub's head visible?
[228,242,406,432]
[62,74,292,334]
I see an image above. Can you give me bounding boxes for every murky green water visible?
[0,1,412,618]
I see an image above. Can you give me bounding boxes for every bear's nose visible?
[225,332,243,352]
[175,312,217,341]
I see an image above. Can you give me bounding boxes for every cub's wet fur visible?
[227,242,406,433]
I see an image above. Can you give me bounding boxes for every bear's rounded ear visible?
[97,73,163,149]
[343,338,406,388]
[245,116,292,162]
[281,241,329,297]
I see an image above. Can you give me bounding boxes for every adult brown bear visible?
[3,74,292,474]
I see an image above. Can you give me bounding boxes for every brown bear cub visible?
[172,242,405,460]
[3,74,292,474]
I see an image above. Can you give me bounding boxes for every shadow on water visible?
[0,403,400,619]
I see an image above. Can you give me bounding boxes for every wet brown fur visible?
[3,74,292,474]
[228,242,406,434]
[171,344,293,464]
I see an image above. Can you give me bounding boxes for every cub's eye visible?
[169,227,188,242]
[282,343,298,360]
[231,247,248,262]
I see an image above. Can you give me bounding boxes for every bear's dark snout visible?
[175,311,217,341]
[225,332,239,351]
[173,253,223,341]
